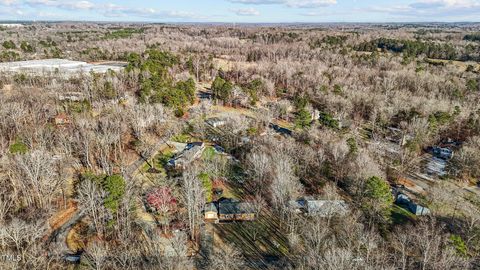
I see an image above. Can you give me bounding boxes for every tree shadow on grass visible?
[215,214,292,269]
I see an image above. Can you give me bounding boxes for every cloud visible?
[26,0,94,10]
[102,4,204,20]
[0,0,18,5]
[365,0,480,19]
[287,0,337,8]
[227,0,336,8]
[231,7,260,16]
[5,1,206,20]
[300,9,350,16]
[409,0,479,9]
[228,0,283,4]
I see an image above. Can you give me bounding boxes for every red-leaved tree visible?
[145,187,177,232]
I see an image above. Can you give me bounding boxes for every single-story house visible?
[167,142,205,169]
[185,142,205,151]
[395,193,431,216]
[58,92,86,102]
[289,198,349,217]
[305,200,349,217]
[218,199,255,221]
[206,117,226,128]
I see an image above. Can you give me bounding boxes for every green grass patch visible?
[199,172,213,202]
[66,100,91,114]
[202,146,216,161]
[391,205,415,225]
[449,234,468,257]
[155,151,174,167]
[9,140,28,154]
[141,151,174,177]
[171,133,193,143]
[216,214,290,258]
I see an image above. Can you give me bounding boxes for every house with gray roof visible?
[395,193,431,216]
[167,142,205,170]
[218,199,255,221]
[289,198,349,217]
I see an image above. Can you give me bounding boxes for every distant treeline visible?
[104,28,145,40]
[464,33,480,42]
[310,35,348,49]
[356,38,480,61]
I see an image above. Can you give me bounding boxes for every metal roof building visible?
[0,59,125,76]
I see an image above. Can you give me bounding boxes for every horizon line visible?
[1,20,480,25]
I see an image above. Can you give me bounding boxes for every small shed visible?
[204,203,218,221]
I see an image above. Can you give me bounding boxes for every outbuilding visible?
[204,203,218,221]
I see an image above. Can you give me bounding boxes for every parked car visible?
[428,146,453,160]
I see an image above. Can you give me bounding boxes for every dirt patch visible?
[1,84,12,97]
[425,58,480,72]
[396,177,426,195]
[66,224,86,252]
[273,119,294,129]
[48,200,78,231]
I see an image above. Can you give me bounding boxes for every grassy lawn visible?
[171,133,194,143]
[202,146,216,161]
[199,172,213,202]
[141,150,174,178]
[214,210,290,263]
[274,118,295,130]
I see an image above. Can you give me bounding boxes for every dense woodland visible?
[0,22,480,269]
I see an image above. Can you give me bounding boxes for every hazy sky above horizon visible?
[0,0,479,22]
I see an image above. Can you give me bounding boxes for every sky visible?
[0,0,480,23]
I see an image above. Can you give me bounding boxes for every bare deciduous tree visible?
[182,167,205,241]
